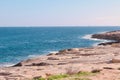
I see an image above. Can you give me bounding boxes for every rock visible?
[103,67,114,69]
[47,53,56,56]
[13,62,22,67]
[110,59,120,63]
[47,57,59,60]
[72,57,79,59]
[111,43,120,47]
[92,30,120,41]
[57,63,67,65]
[57,49,68,55]
[59,49,68,53]
[98,42,118,46]
[31,62,51,66]
[67,48,79,52]
[45,73,52,77]
[57,48,80,55]
[91,69,102,73]
[79,53,96,56]
[33,76,42,80]
[0,72,12,76]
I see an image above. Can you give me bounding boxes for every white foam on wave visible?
[82,34,109,42]
[92,43,99,47]
[82,34,101,41]
[0,63,15,67]
[98,31,107,34]
[0,51,59,67]
[81,32,111,46]
[28,54,41,58]
[48,51,59,53]
[28,51,59,58]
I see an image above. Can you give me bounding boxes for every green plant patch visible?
[33,77,45,80]
[74,71,94,77]
[47,74,68,80]
[33,71,96,80]
[71,77,91,80]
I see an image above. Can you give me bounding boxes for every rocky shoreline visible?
[1,31,120,80]
[92,30,120,42]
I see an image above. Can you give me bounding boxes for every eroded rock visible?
[47,57,60,60]
[110,59,120,63]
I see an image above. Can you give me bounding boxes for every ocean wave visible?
[82,34,99,41]
[48,51,59,53]
[82,31,107,40]
[28,51,58,58]
[0,63,15,67]
[81,32,111,46]
[92,42,100,47]
[97,31,107,34]
[82,34,109,42]
[28,54,41,58]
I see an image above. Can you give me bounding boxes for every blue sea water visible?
[0,27,120,66]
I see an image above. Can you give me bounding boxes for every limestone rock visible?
[110,59,120,63]
[47,57,60,60]
[67,48,79,52]
[92,30,120,41]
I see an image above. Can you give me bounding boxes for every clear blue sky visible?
[0,0,120,26]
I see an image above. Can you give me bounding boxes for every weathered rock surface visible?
[92,30,120,41]
[0,44,120,80]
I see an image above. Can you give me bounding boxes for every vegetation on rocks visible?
[33,71,97,80]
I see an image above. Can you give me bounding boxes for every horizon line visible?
[0,26,120,27]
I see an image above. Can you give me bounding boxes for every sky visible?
[0,0,120,26]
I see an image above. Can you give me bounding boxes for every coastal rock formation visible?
[3,44,119,80]
[92,30,120,41]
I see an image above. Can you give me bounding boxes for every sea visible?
[0,27,120,67]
